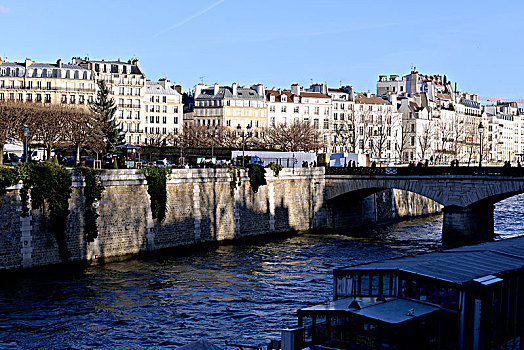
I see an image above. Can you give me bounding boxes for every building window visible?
[162,96,167,103]
[270,106,275,112]
[314,119,319,129]
[324,120,329,129]
[163,106,167,113]
[314,107,319,115]
[163,116,167,124]
[174,116,178,124]
[294,106,299,113]
[44,94,49,103]
[281,106,287,113]
[174,106,178,113]
[156,116,159,123]
[26,94,32,102]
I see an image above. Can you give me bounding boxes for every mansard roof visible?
[356,93,388,104]
[196,86,264,100]
[146,81,180,95]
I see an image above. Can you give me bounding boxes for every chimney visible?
[174,85,183,94]
[291,84,300,95]
[56,59,63,68]
[251,84,264,97]
[0,57,2,64]
[25,58,32,68]
[158,79,171,89]
[214,83,219,95]
[195,84,204,98]
[232,82,238,95]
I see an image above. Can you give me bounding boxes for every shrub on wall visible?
[19,162,72,260]
[266,162,283,177]
[78,167,105,243]
[247,163,267,193]
[142,167,170,222]
[0,166,20,196]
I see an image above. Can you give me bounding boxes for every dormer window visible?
[270,95,275,102]
[281,95,287,102]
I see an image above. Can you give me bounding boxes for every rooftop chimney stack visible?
[291,84,300,95]
[214,83,219,95]
[195,84,204,98]
[232,82,238,95]
[25,58,32,68]
[56,59,62,68]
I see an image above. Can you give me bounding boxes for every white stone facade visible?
[143,79,183,145]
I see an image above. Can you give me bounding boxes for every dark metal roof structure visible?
[337,236,524,284]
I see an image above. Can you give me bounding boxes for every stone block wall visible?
[0,167,440,271]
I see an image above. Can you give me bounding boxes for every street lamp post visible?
[237,124,252,167]
[478,122,484,167]
[209,125,218,163]
[23,125,29,163]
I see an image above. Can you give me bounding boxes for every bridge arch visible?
[324,172,524,241]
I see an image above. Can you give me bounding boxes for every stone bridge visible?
[324,167,524,241]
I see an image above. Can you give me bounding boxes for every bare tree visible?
[264,121,323,152]
[417,120,434,161]
[31,104,70,160]
[66,107,104,163]
[370,113,391,161]
[0,101,26,165]
[394,118,411,162]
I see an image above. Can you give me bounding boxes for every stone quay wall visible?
[0,168,440,271]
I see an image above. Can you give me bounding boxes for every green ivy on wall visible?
[142,167,170,222]
[247,163,267,193]
[78,167,105,243]
[19,162,73,260]
[0,166,20,196]
[266,162,283,177]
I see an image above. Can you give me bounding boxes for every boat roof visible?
[335,236,524,285]
[300,297,440,324]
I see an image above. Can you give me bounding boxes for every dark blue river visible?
[0,195,523,349]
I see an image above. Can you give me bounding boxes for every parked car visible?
[80,156,95,167]
[61,156,76,166]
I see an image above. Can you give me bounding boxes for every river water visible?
[0,195,523,349]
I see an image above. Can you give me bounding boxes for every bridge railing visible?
[325,166,524,176]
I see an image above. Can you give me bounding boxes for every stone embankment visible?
[0,168,440,271]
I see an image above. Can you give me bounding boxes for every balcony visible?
[118,104,141,109]
[0,86,96,93]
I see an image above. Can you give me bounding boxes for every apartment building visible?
[0,57,96,106]
[143,79,183,145]
[193,83,267,134]
[72,57,146,145]
[265,84,332,152]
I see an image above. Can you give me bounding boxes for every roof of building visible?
[300,297,440,324]
[436,93,452,100]
[462,99,481,109]
[0,61,90,71]
[265,89,296,103]
[356,93,388,104]
[299,91,331,99]
[336,236,524,285]
[196,86,263,100]
[146,81,180,96]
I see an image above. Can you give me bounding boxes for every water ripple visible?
[0,196,523,349]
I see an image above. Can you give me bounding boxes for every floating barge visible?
[283,236,524,350]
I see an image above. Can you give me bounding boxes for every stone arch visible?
[325,180,445,206]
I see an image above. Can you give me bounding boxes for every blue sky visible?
[1,0,523,99]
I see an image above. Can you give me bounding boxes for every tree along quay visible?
[0,167,441,272]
